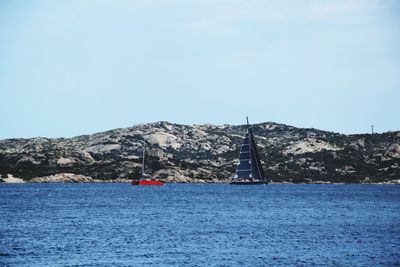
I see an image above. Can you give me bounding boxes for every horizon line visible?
[1,120,397,141]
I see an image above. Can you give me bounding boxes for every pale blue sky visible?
[0,0,399,139]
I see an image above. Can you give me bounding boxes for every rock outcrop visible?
[30,173,94,183]
[0,121,399,183]
[0,174,25,183]
[28,173,130,183]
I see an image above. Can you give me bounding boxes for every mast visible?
[249,128,266,181]
[141,141,146,176]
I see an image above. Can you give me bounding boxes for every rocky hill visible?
[1,121,400,183]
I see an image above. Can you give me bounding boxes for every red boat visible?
[131,179,164,186]
[131,142,164,186]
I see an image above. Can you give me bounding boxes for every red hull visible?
[131,179,164,186]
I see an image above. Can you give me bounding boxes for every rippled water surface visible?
[1,184,399,266]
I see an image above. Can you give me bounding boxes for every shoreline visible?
[1,173,399,185]
[1,180,399,185]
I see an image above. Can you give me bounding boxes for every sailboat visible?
[230,117,269,185]
[131,141,164,186]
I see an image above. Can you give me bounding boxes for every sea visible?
[0,184,399,266]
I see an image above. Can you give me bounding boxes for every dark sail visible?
[248,127,266,180]
[235,133,252,179]
[234,119,268,183]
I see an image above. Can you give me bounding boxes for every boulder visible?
[57,157,77,166]
[143,132,181,149]
[385,144,400,159]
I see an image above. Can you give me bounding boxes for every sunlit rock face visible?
[0,121,399,183]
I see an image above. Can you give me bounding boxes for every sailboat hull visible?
[230,181,268,185]
[131,180,164,186]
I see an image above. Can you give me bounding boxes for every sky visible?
[0,0,399,139]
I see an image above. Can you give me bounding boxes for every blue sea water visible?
[0,184,399,266]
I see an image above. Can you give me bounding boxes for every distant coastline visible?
[1,122,399,184]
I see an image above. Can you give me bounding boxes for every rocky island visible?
[1,121,399,183]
